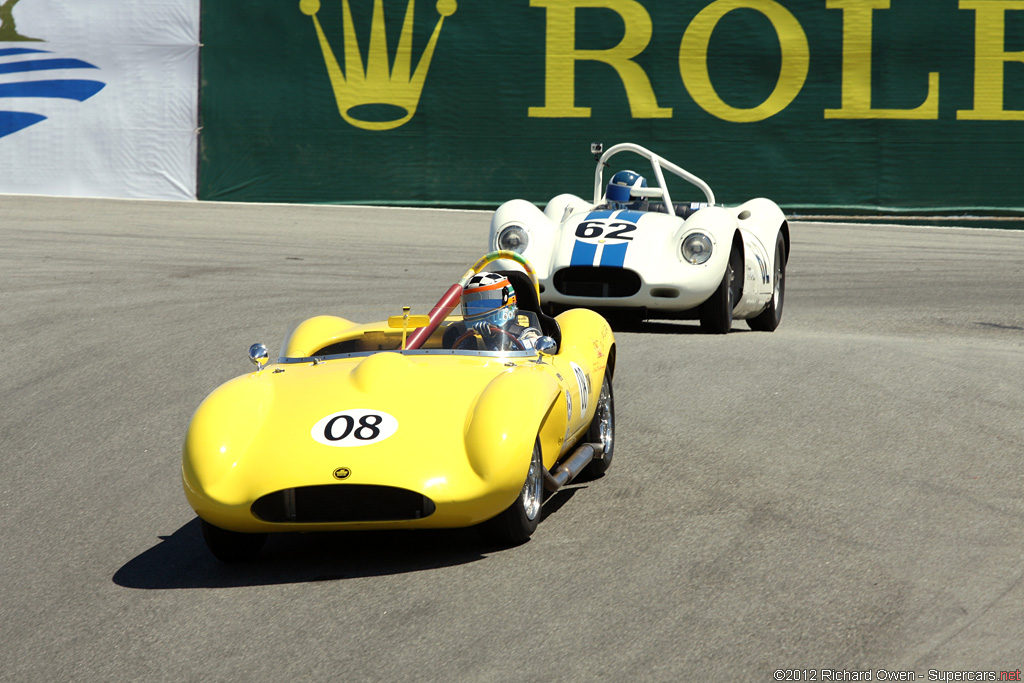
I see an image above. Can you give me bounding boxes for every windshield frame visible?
[276,346,539,364]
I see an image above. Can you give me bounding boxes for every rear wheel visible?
[747,231,786,332]
[479,439,543,545]
[580,368,614,479]
[200,519,266,563]
[700,248,741,334]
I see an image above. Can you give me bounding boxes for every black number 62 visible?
[575,221,636,241]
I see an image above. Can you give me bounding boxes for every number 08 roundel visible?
[312,409,398,447]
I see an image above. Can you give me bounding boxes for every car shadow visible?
[608,319,751,335]
[115,519,499,589]
[540,484,582,519]
[115,491,582,590]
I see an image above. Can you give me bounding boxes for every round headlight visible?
[496,225,529,254]
[681,233,713,265]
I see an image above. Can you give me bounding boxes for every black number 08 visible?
[324,413,384,441]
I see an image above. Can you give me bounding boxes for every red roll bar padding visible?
[406,283,462,350]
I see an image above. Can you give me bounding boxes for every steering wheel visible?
[453,324,526,351]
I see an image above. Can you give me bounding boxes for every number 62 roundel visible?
[312,409,398,447]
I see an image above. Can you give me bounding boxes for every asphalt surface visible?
[1,195,1023,682]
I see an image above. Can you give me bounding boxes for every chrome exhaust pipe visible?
[543,442,603,492]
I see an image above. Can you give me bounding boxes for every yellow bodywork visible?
[182,310,614,534]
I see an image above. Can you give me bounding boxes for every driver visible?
[443,272,542,351]
[605,169,649,211]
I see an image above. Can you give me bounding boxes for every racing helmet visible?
[461,272,517,327]
[606,170,647,208]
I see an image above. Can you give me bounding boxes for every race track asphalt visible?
[1,195,1023,682]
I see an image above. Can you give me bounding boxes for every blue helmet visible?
[606,170,647,207]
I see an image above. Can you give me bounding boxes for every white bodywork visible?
[488,143,789,329]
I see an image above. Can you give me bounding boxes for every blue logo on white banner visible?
[0,47,105,138]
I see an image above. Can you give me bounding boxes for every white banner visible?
[0,0,199,200]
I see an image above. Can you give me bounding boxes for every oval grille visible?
[553,267,642,298]
[252,484,436,523]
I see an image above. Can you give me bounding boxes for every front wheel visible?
[747,231,786,332]
[200,519,266,563]
[478,438,544,545]
[580,368,614,479]
[700,248,741,334]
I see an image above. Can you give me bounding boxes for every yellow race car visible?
[182,252,616,562]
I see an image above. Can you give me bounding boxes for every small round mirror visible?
[248,343,269,370]
[534,336,557,358]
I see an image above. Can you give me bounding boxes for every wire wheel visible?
[478,439,544,545]
[581,368,614,479]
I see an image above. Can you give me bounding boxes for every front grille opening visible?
[252,484,436,523]
[553,267,642,298]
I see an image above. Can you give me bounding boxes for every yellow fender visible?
[282,315,359,358]
[181,371,275,515]
[556,308,615,377]
[463,365,562,511]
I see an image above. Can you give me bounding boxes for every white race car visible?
[488,143,790,333]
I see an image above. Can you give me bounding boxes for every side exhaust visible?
[542,442,604,492]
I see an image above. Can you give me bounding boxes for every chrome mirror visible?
[248,343,269,371]
[534,336,557,362]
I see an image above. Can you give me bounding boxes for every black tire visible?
[699,248,741,334]
[580,368,614,479]
[200,518,266,563]
[747,231,786,332]
[478,439,544,545]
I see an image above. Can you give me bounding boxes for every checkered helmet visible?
[462,272,517,327]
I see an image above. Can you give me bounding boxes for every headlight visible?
[681,232,713,264]
[496,225,529,254]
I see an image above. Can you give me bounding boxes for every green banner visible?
[199,0,1024,214]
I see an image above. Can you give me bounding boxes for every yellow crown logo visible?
[299,0,456,131]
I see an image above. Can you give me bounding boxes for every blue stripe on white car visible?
[615,210,645,223]
[570,240,598,266]
[599,242,628,267]
[570,210,639,268]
